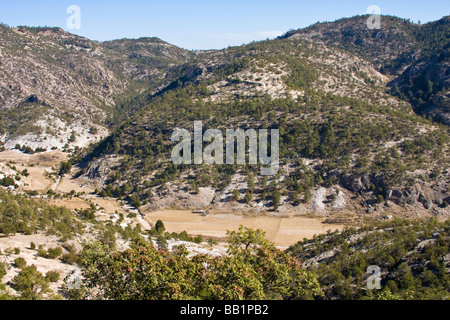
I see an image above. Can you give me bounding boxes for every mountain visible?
[0,25,193,151]
[0,25,118,150]
[281,15,450,125]
[0,14,449,302]
[69,16,450,218]
[0,15,448,217]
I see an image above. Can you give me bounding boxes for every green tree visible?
[156,235,168,250]
[244,192,252,204]
[46,247,63,259]
[45,271,60,283]
[12,265,50,300]
[68,131,76,143]
[272,189,281,210]
[155,219,165,234]
[78,227,323,300]
[232,189,240,201]
[0,262,7,280]
[59,161,72,176]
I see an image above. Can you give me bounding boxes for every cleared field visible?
[146,210,344,247]
[0,149,68,192]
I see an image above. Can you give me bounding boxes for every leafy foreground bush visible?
[79,226,323,300]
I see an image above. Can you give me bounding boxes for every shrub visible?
[12,265,50,299]
[156,235,168,250]
[14,257,27,268]
[232,189,240,201]
[59,161,72,176]
[45,271,60,282]
[47,247,63,259]
[194,235,203,244]
[61,245,79,264]
[0,176,16,187]
[37,247,47,258]
[3,248,14,256]
[0,262,6,280]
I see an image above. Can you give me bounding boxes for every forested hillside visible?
[73,26,450,217]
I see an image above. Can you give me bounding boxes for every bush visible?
[59,161,72,176]
[194,235,203,244]
[0,262,6,280]
[0,176,16,187]
[156,235,168,250]
[232,189,240,201]
[30,242,36,250]
[45,271,60,282]
[61,245,79,264]
[78,226,323,300]
[80,209,95,220]
[12,265,50,299]
[3,248,14,256]
[128,194,141,208]
[14,257,27,268]
[68,131,76,143]
[47,247,63,259]
[37,247,47,258]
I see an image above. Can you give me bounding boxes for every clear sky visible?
[1,0,449,50]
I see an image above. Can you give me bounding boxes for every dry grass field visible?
[145,209,344,247]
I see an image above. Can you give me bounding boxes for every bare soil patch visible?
[145,209,344,247]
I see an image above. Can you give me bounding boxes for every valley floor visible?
[145,209,343,247]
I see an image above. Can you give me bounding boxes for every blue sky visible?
[1,0,449,50]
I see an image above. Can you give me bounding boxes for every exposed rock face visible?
[0,26,193,150]
[80,156,121,189]
[0,26,124,149]
[340,172,449,212]
[143,186,215,211]
[386,184,448,210]
[341,175,371,192]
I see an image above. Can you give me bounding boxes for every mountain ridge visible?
[0,15,449,219]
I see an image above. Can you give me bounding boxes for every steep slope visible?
[0,25,124,150]
[0,26,194,151]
